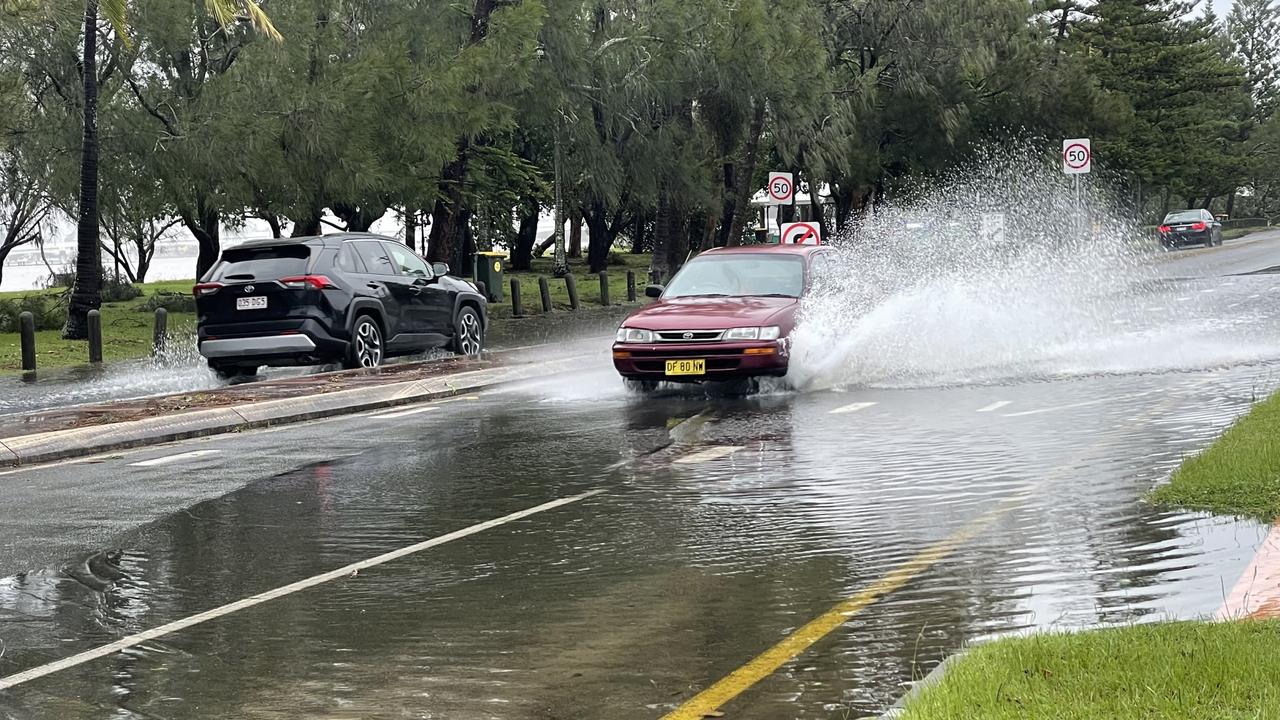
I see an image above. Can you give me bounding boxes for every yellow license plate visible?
[665,359,706,376]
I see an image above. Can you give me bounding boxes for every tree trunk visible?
[428,147,470,265]
[404,205,417,249]
[587,199,613,273]
[180,200,221,280]
[333,202,385,233]
[64,0,102,340]
[512,199,538,271]
[631,211,647,254]
[261,212,283,238]
[568,212,583,258]
[1225,191,1236,219]
[292,209,323,237]
[727,99,762,245]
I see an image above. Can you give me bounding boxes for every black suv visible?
[195,233,487,378]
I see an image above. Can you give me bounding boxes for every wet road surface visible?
[1,234,1280,718]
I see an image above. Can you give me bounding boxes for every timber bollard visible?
[598,271,611,306]
[565,274,579,310]
[87,309,103,364]
[626,270,636,301]
[153,308,168,356]
[19,311,36,372]
[476,280,487,300]
[510,278,523,317]
[538,276,552,312]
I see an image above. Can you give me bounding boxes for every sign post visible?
[1062,139,1091,241]
[780,221,821,246]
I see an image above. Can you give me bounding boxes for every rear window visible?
[213,245,311,281]
[1163,211,1202,224]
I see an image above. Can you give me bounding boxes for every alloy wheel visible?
[354,319,383,367]
[459,311,483,356]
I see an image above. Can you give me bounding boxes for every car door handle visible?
[366,282,383,290]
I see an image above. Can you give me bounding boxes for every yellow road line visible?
[663,376,1217,719]
[661,503,1010,720]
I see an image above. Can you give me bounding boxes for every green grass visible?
[899,621,1280,719]
[0,253,651,373]
[1147,390,1280,521]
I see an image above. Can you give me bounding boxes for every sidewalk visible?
[0,307,631,468]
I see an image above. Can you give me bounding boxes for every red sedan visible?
[612,244,833,389]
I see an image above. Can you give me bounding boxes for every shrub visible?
[102,277,143,302]
[135,292,196,314]
[0,294,64,333]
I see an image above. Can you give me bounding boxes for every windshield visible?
[1163,211,1202,224]
[663,254,806,299]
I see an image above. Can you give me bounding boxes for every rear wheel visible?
[345,315,384,369]
[452,306,484,356]
[210,363,258,381]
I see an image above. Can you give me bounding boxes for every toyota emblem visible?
[682,331,694,339]
[244,285,255,294]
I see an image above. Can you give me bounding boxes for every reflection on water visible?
[0,361,1272,718]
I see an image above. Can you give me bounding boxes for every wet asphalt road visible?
[2,234,1280,718]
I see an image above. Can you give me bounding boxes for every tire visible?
[451,306,484,356]
[624,378,659,394]
[211,363,258,381]
[345,314,384,369]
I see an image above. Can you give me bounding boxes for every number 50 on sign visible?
[1062,138,1091,175]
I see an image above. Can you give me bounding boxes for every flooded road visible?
[1,234,1279,718]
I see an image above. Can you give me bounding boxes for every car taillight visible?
[279,275,335,290]
[1157,225,1171,233]
[1191,222,1207,231]
[193,282,223,297]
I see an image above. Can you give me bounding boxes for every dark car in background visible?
[1158,209,1222,249]
[195,233,487,379]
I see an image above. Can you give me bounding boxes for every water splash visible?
[788,146,1280,390]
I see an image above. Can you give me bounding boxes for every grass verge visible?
[1146,389,1280,521]
[0,254,651,374]
[898,621,1280,719]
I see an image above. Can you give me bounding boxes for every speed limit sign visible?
[767,172,794,204]
[1062,138,1091,175]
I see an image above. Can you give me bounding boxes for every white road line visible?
[129,450,221,467]
[0,489,604,692]
[674,446,743,464]
[1001,390,1157,418]
[369,405,441,420]
[829,401,878,415]
[977,401,1012,413]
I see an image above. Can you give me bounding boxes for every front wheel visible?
[452,306,484,356]
[345,315,384,369]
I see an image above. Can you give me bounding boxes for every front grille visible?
[627,348,744,358]
[656,330,724,343]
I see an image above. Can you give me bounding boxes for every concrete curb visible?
[871,647,972,719]
[0,355,582,469]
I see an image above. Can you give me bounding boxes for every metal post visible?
[598,271,611,306]
[626,270,636,302]
[87,309,103,364]
[538,276,553,312]
[565,274,579,310]
[19,311,36,373]
[510,278,523,317]
[153,308,168,356]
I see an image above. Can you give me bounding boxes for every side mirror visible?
[432,262,450,277]
[644,284,664,298]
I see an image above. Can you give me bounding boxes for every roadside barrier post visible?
[598,271,611,306]
[153,308,168,356]
[538,276,552,312]
[510,278,523,317]
[19,311,36,373]
[87,309,103,364]
[626,270,636,301]
[565,274,580,310]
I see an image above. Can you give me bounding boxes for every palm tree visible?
[63,0,279,339]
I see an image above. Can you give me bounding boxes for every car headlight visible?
[615,327,653,343]
[724,326,782,341]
